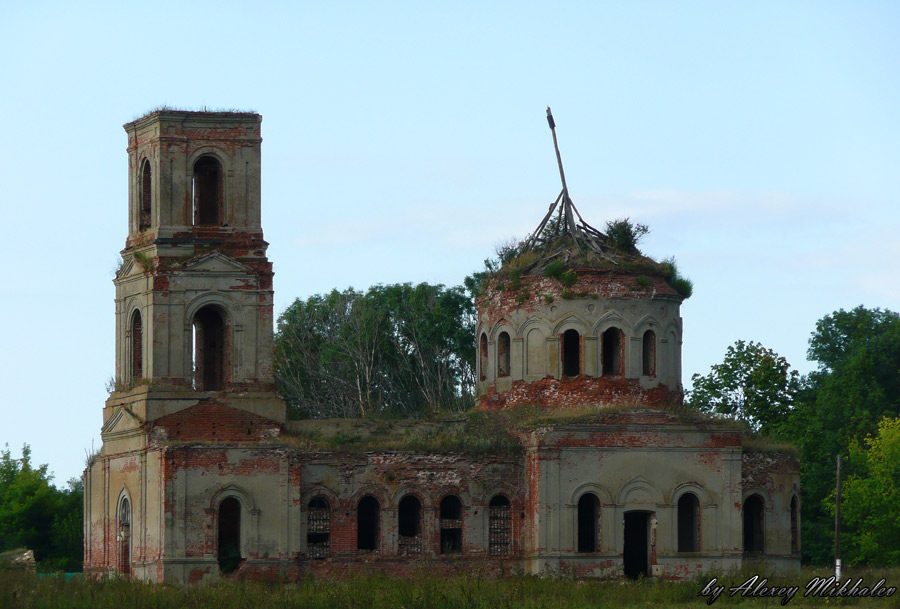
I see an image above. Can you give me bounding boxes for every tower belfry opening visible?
[193,306,226,391]
[193,156,223,226]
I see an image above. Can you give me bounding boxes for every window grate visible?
[489,505,511,557]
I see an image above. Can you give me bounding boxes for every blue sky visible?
[1,1,898,485]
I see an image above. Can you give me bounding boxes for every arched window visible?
[139,159,152,231]
[602,328,623,375]
[131,310,143,383]
[479,333,488,381]
[118,497,131,576]
[642,330,656,376]
[677,493,699,552]
[562,329,580,377]
[357,495,379,551]
[218,497,242,574]
[577,493,599,553]
[193,305,227,391]
[193,156,223,226]
[398,494,422,556]
[790,496,799,554]
[497,332,511,378]
[440,495,463,554]
[743,495,765,554]
[488,495,511,557]
[307,497,330,559]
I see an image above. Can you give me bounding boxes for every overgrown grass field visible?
[2,566,899,609]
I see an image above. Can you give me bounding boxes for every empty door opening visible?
[623,511,650,578]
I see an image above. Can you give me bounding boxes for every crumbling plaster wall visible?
[476,272,683,409]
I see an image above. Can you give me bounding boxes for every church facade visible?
[83,110,800,582]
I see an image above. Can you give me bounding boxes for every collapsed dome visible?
[475,219,687,411]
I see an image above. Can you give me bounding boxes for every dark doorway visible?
[218,497,242,574]
[743,495,764,554]
[677,493,699,552]
[357,495,379,551]
[193,306,226,391]
[623,511,649,578]
[577,493,599,552]
[440,495,463,554]
[602,328,622,375]
[398,495,422,555]
[562,329,580,377]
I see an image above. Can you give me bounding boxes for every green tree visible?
[786,306,900,564]
[275,283,475,419]
[835,416,900,566]
[686,340,800,434]
[0,445,83,572]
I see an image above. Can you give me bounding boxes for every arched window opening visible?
[790,496,799,554]
[479,333,488,381]
[193,156,223,226]
[497,332,511,378]
[440,495,463,554]
[562,329,580,377]
[131,310,143,383]
[677,493,700,552]
[398,495,422,556]
[218,497,242,574]
[743,495,765,554]
[193,306,226,391]
[307,497,331,559]
[577,493,599,553]
[642,330,656,376]
[488,495,511,557]
[602,328,623,375]
[118,497,131,576]
[139,159,152,231]
[357,495,379,551]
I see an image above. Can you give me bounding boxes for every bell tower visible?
[108,110,285,424]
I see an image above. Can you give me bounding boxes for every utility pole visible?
[835,453,842,581]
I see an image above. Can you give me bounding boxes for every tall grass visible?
[1,567,898,608]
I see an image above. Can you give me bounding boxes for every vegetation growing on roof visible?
[465,218,693,300]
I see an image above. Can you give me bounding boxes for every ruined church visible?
[84,110,800,582]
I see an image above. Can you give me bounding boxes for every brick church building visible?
[83,110,800,582]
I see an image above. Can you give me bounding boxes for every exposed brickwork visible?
[476,271,680,322]
[478,375,681,410]
[149,400,282,444]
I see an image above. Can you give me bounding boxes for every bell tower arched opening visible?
[130,310,143,383]
[193,156,223,226]
[139,159,152,231]
[193,305,228,391]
